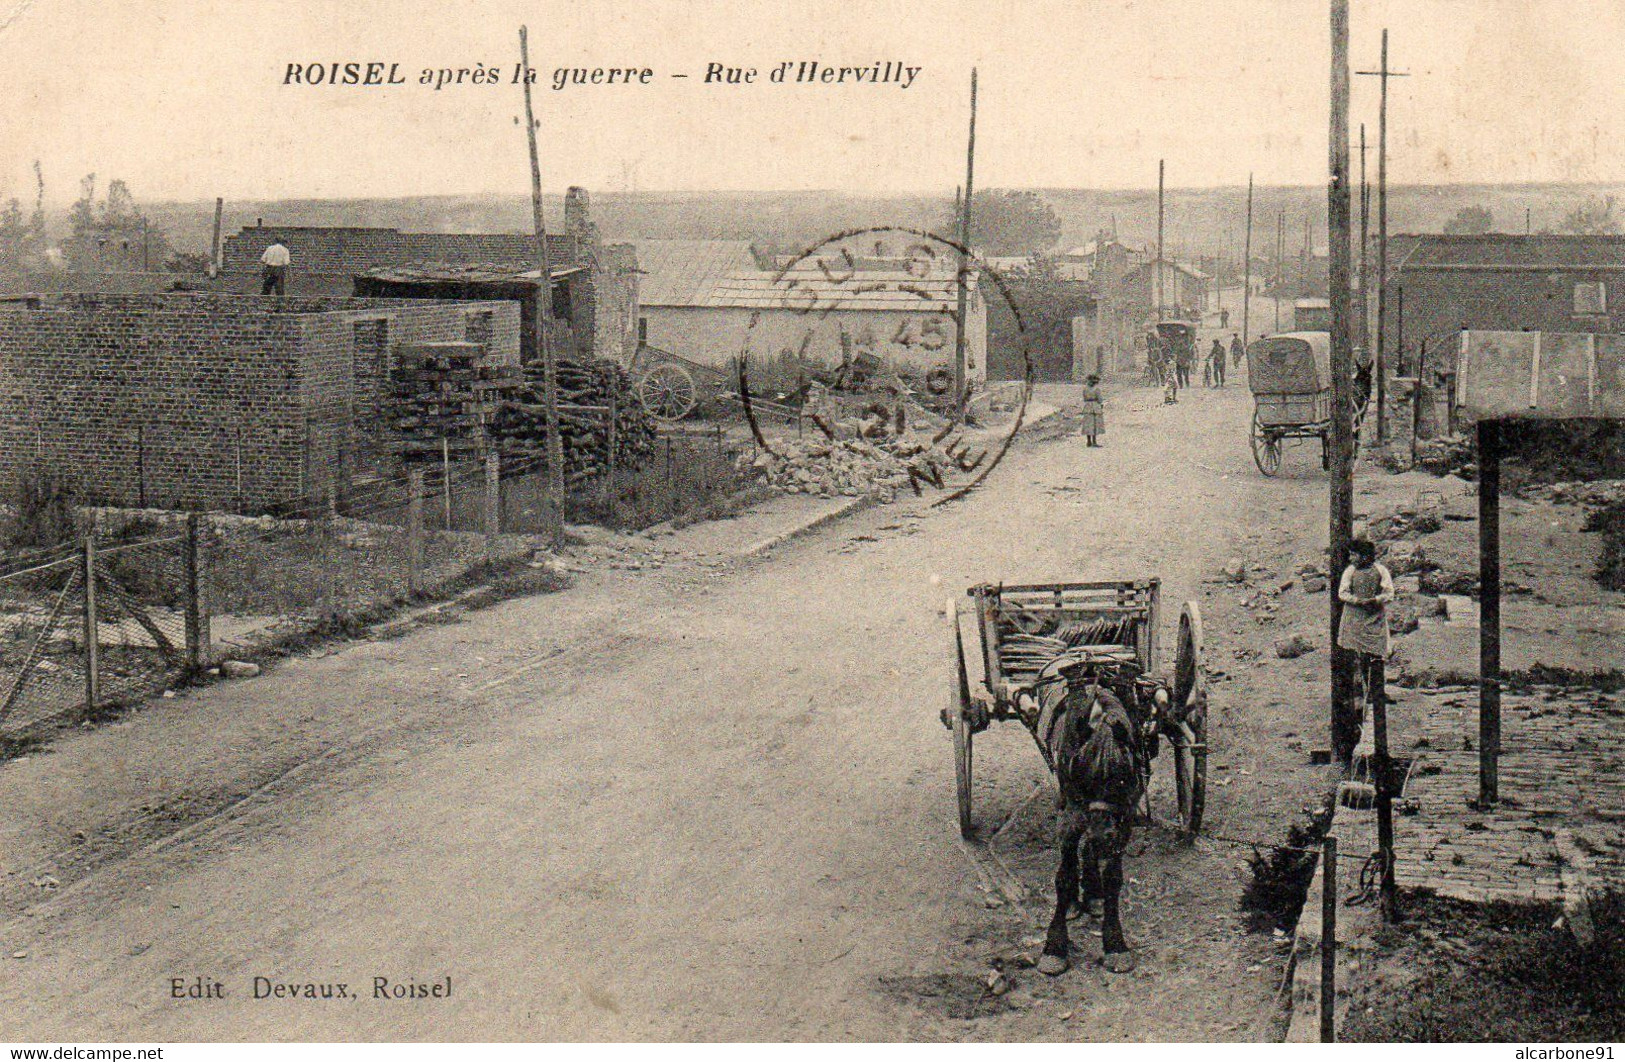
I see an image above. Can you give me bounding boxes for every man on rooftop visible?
[260,241,290,295]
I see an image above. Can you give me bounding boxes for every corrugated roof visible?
[1398,234,1625,271]
[632,240,759,306]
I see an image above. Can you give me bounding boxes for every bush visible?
[4,466,79,552]
[1590,500,1625,591]
[1240,798,1335,932]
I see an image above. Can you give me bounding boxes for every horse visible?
[1030,658,1150,976]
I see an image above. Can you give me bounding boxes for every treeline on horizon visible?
[68,181,1625,263]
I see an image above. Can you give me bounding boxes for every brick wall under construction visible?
[0,292,519,513]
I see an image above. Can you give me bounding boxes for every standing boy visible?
[1337,537,1395,733]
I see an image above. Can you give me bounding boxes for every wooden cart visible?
[1247,331,1333,476]
[629,344,733,422]
[943,579,1208,840]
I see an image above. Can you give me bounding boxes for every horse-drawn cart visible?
[942,578,1208,841]
[1246,331,1333,476]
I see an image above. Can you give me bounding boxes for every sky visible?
[1,0,1622,206]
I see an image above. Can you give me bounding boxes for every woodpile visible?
[390,342,519,462]
[488,357,657,486]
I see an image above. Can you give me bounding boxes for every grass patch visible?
[1342,892,1625,1042]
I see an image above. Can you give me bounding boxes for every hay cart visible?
[1246,331,1335,476]
[942,579,1208,840]
[629,344,733,422]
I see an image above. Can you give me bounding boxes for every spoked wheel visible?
[1171,601,1208,835]
[1250,413,1282,477]
[946,597,976,839]
[638,363,698,421]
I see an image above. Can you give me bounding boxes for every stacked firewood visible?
[487,357,657,486]
[391,342,520,461]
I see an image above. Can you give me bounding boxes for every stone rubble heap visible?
[739,437,958,502]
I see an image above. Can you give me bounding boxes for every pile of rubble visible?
[1519,479,1625,508]
[740,437,958,501]
[1414,435,1476,478]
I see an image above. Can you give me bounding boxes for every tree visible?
[1559,195,1621,236]
[70,173,97,233]
[945,188,1062,257]
[102,179,138,226]
[1443,205,1494,235]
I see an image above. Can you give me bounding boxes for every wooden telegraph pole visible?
[1242,173,1254,347]
[1359,125,1371,353]
[953,68,978,406]
[519,26,565,546]
[1359,29,1408,447]
[1156,160,1166,318]
[1329,0,1359,766]
[1275,209,1285,332]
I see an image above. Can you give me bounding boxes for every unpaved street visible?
[0,371,1341,1041]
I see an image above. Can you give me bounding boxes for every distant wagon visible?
[1247,331,1334,476]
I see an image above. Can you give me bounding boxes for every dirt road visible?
[0,371,1343,1041]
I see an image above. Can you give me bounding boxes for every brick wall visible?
[220,226,579,277]
[0,293,519,512]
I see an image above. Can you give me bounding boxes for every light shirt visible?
[261,244,290,268]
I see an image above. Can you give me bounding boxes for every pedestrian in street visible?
[1337,537,1395,735]
[1174,342,1193,390]
[1209,338,1227,388]
[1220,307,1230,329]
[1079,374,1105,446]
[1230,332,1245,369]
[260,240,290,295]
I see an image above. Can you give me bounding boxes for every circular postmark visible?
[734,226,1037,506]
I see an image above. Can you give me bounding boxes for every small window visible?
[1574,281,1607,315]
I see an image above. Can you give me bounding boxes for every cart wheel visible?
[948,597,975,839]
[1172,713,1207,835]
[1173,602,1208,834]
[1250,413,1282,476]
[638,363,698,421]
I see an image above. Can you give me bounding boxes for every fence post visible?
[82,534,100,713]
[1320,835,1338,1043]
[182,513,210,672]
[484,451,501,559]
[408,467,425,595]
[666,436,676,521]
[604,394,618,517]
[441,437,452,530]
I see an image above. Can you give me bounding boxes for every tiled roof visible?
[631,240,760,306]
[357,264,582,285]
[703,268,976,312]
[1397,234,1625,270]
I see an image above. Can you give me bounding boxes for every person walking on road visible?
[1220,307,1230,329]
[1337,537,1394,751]
[260,241,290,295]
[1174,341,1193,390]
[1208,338,1227,388]
[1079,374,1105,446]
[1230,332,1245,369]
